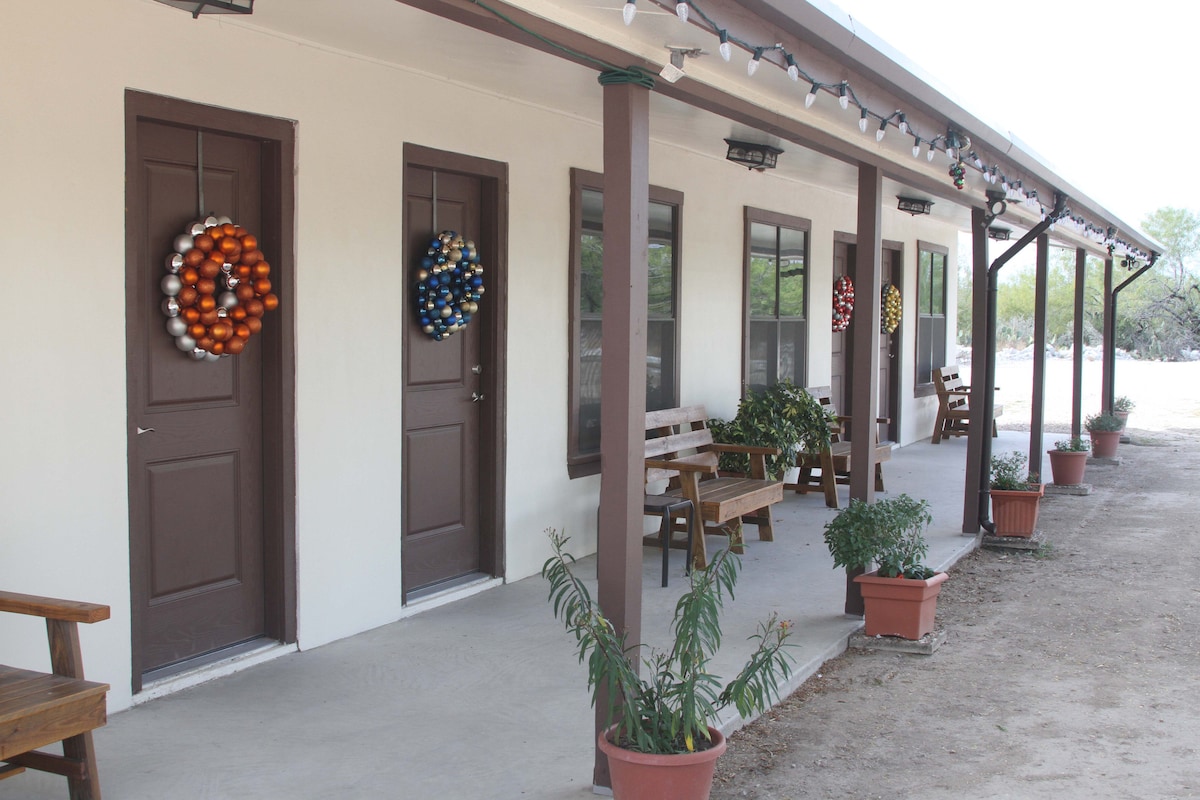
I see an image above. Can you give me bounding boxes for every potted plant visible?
[989,451,1044,537]
[707,380,832,480]
[1112,396,1135,431]
[822,494,934,619]
[542,529,793,800]
[1046,437,1089,485]
[1085,412,1124,458]
[823,495,947,640]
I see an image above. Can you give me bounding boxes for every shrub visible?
[822,494,934,579]
[991,451,1036,491]
[1085,412,1124,432]
[1053,437,1089,452]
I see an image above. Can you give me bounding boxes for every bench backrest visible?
[803,386,845,444]
[934,366,968,409]
[645,405,717,484]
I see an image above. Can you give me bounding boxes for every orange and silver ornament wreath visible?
[161,215,279,361]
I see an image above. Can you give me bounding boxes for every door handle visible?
[472,392,485,403]
[136,426,156,435]
[471,364,483,375]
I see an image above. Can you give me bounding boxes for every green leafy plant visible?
[822,494,934,579]
[1053,437,1089,452]
[1113,396,1135,413]
[1085,412,1125,432]
[707,381,832,479]
[542,529,794,755]
[990,451,1037,491]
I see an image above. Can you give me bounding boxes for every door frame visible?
[401,143,508,596]
[124,90,297,692]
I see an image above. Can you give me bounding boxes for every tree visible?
[1118,208,1200,359]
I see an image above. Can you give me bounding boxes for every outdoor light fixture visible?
[724,139,783,171]
[985,189,1008,222]
[153,0,253,17]
[987,226,1012,241]
[896,196,934,216]
[660,46,701,84]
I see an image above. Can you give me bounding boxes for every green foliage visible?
[1053,437,1089,452]
[990,451,1036,491]
[707,381,833,479]
[1113,396,1135,413]
[822,494,933,578]
[1085,412,1124,432]
[542,529,794,755]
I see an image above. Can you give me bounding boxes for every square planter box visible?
[990,484,1044,538]
[854,570,949,640]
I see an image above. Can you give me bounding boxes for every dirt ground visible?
[712,425,1200,799]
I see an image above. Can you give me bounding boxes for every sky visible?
[826,0,1198,231]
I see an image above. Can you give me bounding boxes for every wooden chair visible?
[644,405,784,570]
[1,591,110,799]
[787,386,892,509]
[931,365,1003,443]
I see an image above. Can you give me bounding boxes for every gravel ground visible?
[712,422,1200,799]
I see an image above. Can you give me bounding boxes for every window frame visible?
[741,207,811,395]
[914,239,949,396]
[567,168,683,478]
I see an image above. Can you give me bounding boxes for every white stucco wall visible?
[0,0,963,711]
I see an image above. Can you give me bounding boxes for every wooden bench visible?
[645,405,784,570]
[931,365,1002,444]
[1,591,110,799]
[787,386,892,509]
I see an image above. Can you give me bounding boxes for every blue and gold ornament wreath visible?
[415,231,484,341]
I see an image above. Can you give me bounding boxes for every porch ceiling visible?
[238,0,1157,258]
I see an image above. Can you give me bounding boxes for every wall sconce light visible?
[985,189,1008,219]
[661,46,701,84]
[724,139,783,171]
[153,0,254,18]
[896,196,934,216]
[987,226,1012,241]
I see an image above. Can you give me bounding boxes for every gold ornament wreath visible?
[881,284,902,334]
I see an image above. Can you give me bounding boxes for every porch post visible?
[1028,234,1049,478]
[594,77,649,790]
[961,207,989,533]
[1101,257,1115,412]
[1071,248,1086,438]
[849,162,882,501]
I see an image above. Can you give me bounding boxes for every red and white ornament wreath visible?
[832,275,855,332]
[161,216,279,361]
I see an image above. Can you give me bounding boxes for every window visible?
[916,241,948,390]
[568,169,682,477]
[743,209,810,394]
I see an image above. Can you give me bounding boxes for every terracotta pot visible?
[990,485,1045,537]
[1090,429,1121,458]
[599,725,726,800]
[855,570,949,640]
[1113,410,1129,431]
[1046,449,1088,485]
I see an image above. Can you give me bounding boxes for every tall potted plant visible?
[822,494,932,618]
[989,451,1044,537]
[823,495,948,640]
[707,380,832,480]
[1085,412,1124,458]
[1046,437,1089,485]
[542,529,793,800]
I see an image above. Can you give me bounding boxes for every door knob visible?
[471,364,483,375]
[472,392,485,403]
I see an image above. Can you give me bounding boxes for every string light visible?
[602,0,1152,259]
[747,47,763,76]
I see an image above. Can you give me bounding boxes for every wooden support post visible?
[1029,234,1049,478]
[1072,248,1086,438]
[594,77,649,791]
[1101,257,1115,412]
[849,163,882,502]
[962,207,989,533]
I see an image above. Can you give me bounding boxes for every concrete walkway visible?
[2,433,1011,800]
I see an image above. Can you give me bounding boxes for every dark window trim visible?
[915,240,950,395]
[741,207,812,395]
[567,168,683,478]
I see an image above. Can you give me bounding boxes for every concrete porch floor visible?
[2,433,1019,800]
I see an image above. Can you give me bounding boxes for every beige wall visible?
[0,0,960,711]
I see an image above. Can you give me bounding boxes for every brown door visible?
[403,166,488,595]
[128,121,268,677]
[830,239,853,414]
[878,248,897,441]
